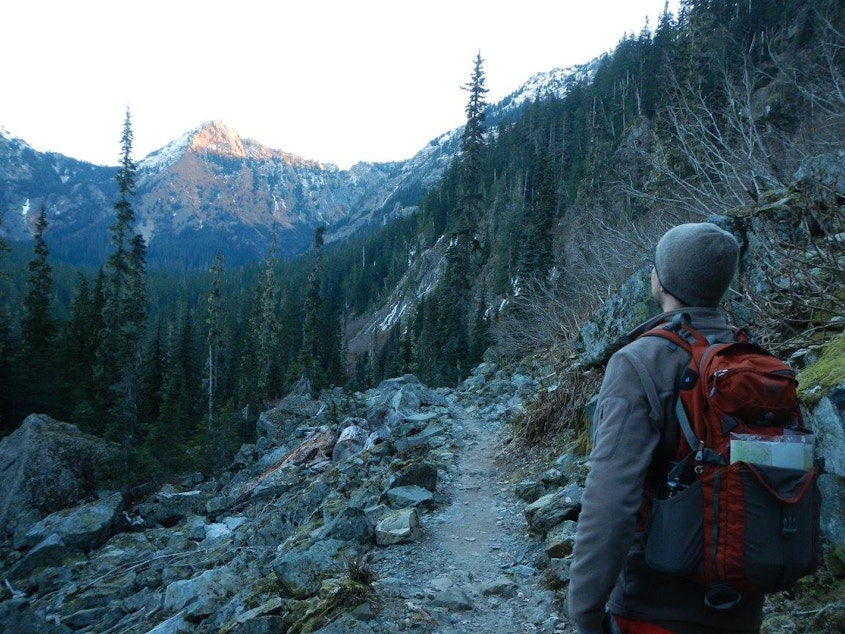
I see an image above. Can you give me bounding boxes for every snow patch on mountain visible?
[497,61,600,114]
[139,128,195,172]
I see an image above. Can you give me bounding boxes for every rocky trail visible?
[336,400,572,634]
[1,362,840,633]
[0,368,581,634]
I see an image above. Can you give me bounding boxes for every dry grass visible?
[507,362,604,464]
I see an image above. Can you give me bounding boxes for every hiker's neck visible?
[658,294,686,312]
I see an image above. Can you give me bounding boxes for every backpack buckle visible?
[782,515,798,538]
[695,447,727,466]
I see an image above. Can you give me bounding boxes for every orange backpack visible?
[640,313,820,609]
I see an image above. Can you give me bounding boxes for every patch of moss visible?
[288,577,375,633]
[828,545,845,577]
[797,333,845,405]
[629,300,654,329]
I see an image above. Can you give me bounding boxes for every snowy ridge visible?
[496,60,601,115]
[138,127,196,172]
[0,126,28,149]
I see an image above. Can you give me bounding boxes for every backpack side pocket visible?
[645,479,703,577]
[732,463,819,591]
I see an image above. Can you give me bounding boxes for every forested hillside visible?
[1,0,843,486]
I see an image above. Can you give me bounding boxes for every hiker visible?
[566,222,764,634]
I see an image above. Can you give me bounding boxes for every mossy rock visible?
[798,333,845,405]
[287,577,374,633]
[827,545,845,578]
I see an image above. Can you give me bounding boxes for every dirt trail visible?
[366,404,571,634]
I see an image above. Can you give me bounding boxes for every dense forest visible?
[1,0,843,484]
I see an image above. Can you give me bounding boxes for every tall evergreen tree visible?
[21,205,55,354]
[138,320,164,427]
[205,253,224,431]
[96,107,148,449]
[299,226,325,395]
[198,252,237,468]
[150,308,197,472]
[459,51,489,233]
[238,238,280,410]
[468,295,492,364]
[60,270,106,429]
[20,204,57,415]
[431,53,490,386]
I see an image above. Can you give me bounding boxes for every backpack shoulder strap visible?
[637,313,723,461]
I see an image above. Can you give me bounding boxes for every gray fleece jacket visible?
[566,308,764,634]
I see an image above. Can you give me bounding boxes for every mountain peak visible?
[187,120,246,157]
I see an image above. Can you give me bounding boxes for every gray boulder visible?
[15,491,123,552]
[818,475,845,553]
[386,461,438,492]
[515,480,546,503]
[383,485,434,509]
[140,487,207,526]
[272,538,348,599]
[803,384,845,569]
[393,422,446,453]
[256,393,321,445]
[576,265,657,368]
[163,567,239,621]
[5,533,67,580]
[0,414,120,540]
[806,387,845,478]
[375,507,420,545]
[366,403,404,438]
[332,424,369,462]
[793,149,845,200]
[523,484,583,535]
[0,598,71,633]
[545,520,579,558]
[319,507,375,543]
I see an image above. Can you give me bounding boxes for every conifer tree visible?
[520,146,557,279]
[432,53,490,385]
[459,51,489,232]
[411,294,440,384]
[20,204,57,415]
[469,295,491,364]
[96,107,148,448]
[151,308,197,471]
[21,205,55,355]
[299,226,325,394]
[200,252,237,467]
[205,253,224,432]
[138,320,164,427]
[61,270,106,428]
[238,237,280,410]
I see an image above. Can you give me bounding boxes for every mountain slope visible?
[0,65,583,270]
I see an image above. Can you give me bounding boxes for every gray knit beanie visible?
[653,222,740,307]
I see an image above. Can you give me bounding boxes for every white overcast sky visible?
[1,0,679,169]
